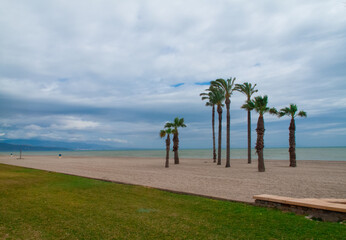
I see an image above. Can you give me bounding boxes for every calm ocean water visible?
[1,148,345,161]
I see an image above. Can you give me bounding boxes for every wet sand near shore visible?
[0,155,345,203]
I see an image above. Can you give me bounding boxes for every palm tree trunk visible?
[173,131,179,164]
[225,98,231,168]
[217,105,222,165]
[247,109,251,164]
[256,115,265,172]
[212,105,216,163]
[289,118,296,167]
[165,135,170,168]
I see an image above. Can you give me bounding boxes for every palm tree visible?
[211,77,236,168]
[208,87,225,165]
[165,117,186,164]
[278,104,307,167]
[200,86,218,162]
[244,95,277,172]
[235,82,258,164]
[160,128,173,168]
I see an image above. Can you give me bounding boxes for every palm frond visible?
[278,107,291,118]
[210,80,221,90]
[159,130,166,138]
[241,99,255,110]
[208,87,225,105]
[211,78,236,98]
[214,78,227,89]
[235,82,258,99]
[289,104,298,113]
[298,111,307,117]
[205,102,213,107]
[164,122,173,128]
[160,128,173,138]
[279,104,306,118]
[201,89,218,107]
[179,118,187,128]
[269,107,278,115]
[252,95,270,115]
[166,117,187,130]
[278,111,286,117]
[227,77,237,96]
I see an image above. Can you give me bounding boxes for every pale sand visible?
[0,155,345,203]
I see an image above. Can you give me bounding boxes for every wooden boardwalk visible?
[253,194,346,222]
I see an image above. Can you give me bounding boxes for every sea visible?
[0,148,345,161]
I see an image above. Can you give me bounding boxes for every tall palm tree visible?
[165,117,186,164]
[200,86,218,162]
[244,95,277,172]
[211,77,236,168]
[160,128,173,168]
[210,88,225,165]
[278,104,307,167]
[235,82,258,164]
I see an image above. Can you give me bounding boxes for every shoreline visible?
[1,147,345,161]
[2,154,345,163]
[0,155,345,203]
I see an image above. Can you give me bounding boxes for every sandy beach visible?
[0,155,345,203]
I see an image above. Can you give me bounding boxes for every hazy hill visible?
[0,143,71,151]
[2,139,116,150]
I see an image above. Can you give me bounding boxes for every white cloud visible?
[309,128,346,136]
[99,138,128,144]
[24,124,43,130]
[51,117,99,130]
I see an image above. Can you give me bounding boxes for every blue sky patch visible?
[194,81,210,85]
[171,83,184,87]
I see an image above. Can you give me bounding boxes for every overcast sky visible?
[0,0,345,149]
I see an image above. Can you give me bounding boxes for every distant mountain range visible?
[0,142,71,151]
[0,139,121,151]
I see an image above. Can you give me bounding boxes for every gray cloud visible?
[0,0,345,148]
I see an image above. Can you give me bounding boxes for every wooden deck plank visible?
[253,194,346,213]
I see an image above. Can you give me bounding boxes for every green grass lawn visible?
[0,164,345,240]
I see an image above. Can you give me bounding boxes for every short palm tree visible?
[235,82,258,164]
[200,86,218,162]
[278,104,307,167]
[165,117,186,164]
[211,77,236,168]
[160,128,173,168]
[244,95,277,172]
